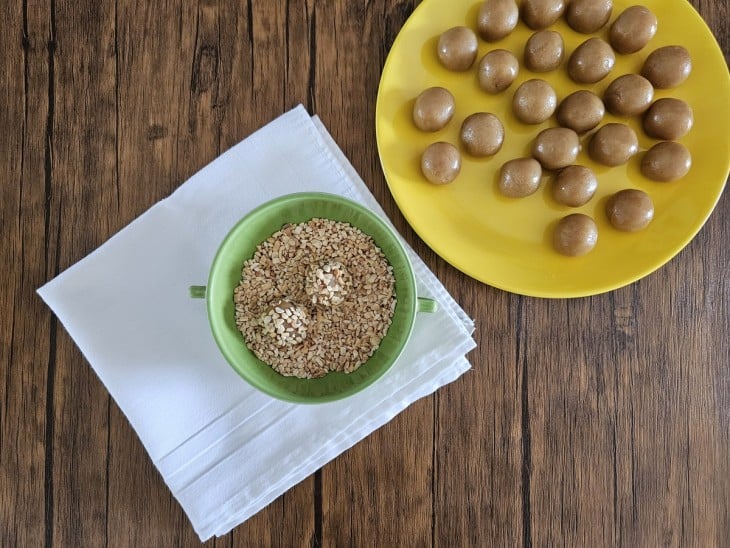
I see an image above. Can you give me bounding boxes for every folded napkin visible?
[38,105,476,540]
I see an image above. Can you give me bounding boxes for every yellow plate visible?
[376,0,729,298]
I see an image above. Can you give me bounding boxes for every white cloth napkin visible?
[37,105,476,540]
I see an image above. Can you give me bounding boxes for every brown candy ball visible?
[643,98,694,140]
[498,158,543,197]
[477,0,520,41]
[610,5,658,54]
[532,127,581,170]
[568,38,615,84]
[641,46,692,89]
[588,123,639,166]
[565,0,613,34]
[421,142,461,184]
[524,30,565,73]
[553,214,598,256]
[460,113,505,157]
[413,87,455,132]
[512,79,557,124]
[641,141,692,182]
[603,74,654,116]
[556,90,605,133]
[552,166,598,207]
[521,0,566,30]
[478,49,520,93]
[606,189,654,232]
[437,26,479,72]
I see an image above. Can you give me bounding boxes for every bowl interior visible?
[206,192,417,403]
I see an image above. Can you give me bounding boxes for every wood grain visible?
[1,1,50,546]
[1,1,727,546]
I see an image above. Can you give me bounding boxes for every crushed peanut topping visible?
[233,218,396,378]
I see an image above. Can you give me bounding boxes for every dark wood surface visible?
[2,1,728,546]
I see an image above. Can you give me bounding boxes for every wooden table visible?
[2,1,728,546]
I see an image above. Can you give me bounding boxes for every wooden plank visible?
[433,284,523,546]
[0,1,52,546]
[217,0,300,149]
[622,204,728,546]
[46,0,118,545]
[518,295,624,546]
[521,191,728,546]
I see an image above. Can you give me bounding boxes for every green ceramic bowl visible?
[190,192,437,404]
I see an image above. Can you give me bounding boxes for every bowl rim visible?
[205,191,419,403]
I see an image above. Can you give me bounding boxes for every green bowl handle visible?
[417,297,438,313]
[189,285,207,299]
